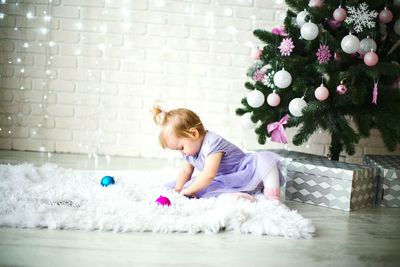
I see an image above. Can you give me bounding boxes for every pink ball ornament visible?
[314,84,329,101]
[336,82,347,95]
[308,0,324,8]
[379,7,393,24]
[328,19,341,30]
[156,195,171,206]
[267,91,281,107]
[250,48,262,60]
[364,51,379,66]
[333,6,347,22]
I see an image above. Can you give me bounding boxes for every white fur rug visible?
[0,163,315,239]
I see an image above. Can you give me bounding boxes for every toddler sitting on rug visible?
[152,106,285,202]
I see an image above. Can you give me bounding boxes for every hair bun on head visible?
[151,104,167,126]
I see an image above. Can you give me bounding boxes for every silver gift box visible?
[364,155,400,207]
[265,149,326,199]
[285,159,378,211]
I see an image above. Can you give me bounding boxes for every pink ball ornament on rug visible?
[333,6,347,22]
[156,195,171,206]
[250,48,262,60]
[314,84,329,101]
[267,91,281,107]
[336,82,348,95]
[379,7,393,24]
[364,51,379,66]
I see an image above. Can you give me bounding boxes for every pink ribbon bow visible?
[267,114,289,144]
[271,26,288,36]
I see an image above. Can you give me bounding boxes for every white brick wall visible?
[0,0,399,164]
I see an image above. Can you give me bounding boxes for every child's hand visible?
[180,189,196,198]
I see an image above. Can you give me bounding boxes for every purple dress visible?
[166,131,285,198]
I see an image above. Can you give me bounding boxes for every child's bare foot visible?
[230,192,257,202]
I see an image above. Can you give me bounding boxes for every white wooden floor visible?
[0,150,399,267]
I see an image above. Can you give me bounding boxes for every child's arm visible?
[174,161,195,193]
[181,152,223,196]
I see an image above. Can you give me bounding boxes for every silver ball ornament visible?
[341,33,360,54]
[288,97,307,117]
[300,22,319,40]
[247,89,265,108]
[273,68,292,89]
[359,37,377,54]
[395,19,400,36]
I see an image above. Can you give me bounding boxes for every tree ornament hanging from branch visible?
[316,44,331,64]
[278,38,294,56]
[344,3,378,33]
[372,81,379,105]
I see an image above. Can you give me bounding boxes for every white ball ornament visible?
[296,10,309,28]
[395,19,400,36]
[359,36,377,54]
[240,113,257,129]
[300,22,319,40]
[273,68,292,89]
[247,89,265,108]
[341,33,360,54]
[288,97,307,117]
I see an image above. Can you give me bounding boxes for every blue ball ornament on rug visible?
[100,176,115,187]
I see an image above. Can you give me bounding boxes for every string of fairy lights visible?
[0,0,294,158]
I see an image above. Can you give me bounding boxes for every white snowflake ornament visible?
[262,70,276,89]
[345,3,378,33]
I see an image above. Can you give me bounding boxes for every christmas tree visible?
[236,0,400,160]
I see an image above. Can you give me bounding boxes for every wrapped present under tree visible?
[364,155,400,207]
[285,158,378,211]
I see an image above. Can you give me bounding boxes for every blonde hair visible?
[151,106,206,148]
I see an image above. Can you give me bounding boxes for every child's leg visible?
[263,164,280,201]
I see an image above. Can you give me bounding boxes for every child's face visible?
[164,127,203,156]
